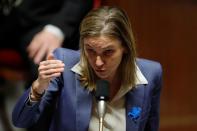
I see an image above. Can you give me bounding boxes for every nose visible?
[95,56,104,67]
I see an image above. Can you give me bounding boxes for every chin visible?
[97,74,110,81]
[96,73,106,79]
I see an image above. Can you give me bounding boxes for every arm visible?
[12,54,65,128]
[49,0,93,39]
[27,0,93,64]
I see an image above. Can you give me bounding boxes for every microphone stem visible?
[99,117,104,131]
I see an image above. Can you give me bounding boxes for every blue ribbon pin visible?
[128,107,142,122]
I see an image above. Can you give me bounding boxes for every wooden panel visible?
[102,0,197,130]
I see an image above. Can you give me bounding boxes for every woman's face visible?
[84,36,126,82]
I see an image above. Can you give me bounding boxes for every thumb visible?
[47,53,55,60]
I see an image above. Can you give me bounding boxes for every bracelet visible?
[30,86,44,101]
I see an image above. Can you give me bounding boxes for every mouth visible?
[95,69,105,73]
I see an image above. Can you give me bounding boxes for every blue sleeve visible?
[12,50,64,128]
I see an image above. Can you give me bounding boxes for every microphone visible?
[95,80,109,131]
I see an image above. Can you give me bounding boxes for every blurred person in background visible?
[0,0,93,131]
[0,0,93,85]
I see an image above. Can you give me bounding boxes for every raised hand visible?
[32,54,65,95]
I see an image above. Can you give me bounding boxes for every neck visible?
[108,76,121,100]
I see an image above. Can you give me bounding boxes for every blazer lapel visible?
[76,79,93,131]
[126,84,145,131]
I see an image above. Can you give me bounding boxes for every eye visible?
[86,48,96,55]
[103,49,114,56]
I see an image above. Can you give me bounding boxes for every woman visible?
[12,6,162,131]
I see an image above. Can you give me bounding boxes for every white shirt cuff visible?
[44,24,65,40]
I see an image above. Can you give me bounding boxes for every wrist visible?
[30,80,46,101]
[32,80,46,94]
[30,87,44,101]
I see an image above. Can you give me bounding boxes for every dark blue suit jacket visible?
[12,48,162,131]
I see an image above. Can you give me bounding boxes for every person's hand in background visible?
[27,29,64,64]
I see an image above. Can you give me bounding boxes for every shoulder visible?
[136,58,162,83]
[53,48,80,67]
[137,58,162,75]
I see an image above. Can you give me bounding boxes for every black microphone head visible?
[95,80,110,101]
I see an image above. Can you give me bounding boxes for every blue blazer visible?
[12,48,162,131]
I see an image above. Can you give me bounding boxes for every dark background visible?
[102,0,197,131]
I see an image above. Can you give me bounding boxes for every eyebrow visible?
[84,44,114,49]
[84,44,92,48]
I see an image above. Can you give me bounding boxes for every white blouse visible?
[71,62,148,131]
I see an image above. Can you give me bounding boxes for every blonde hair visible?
[79,6,137,91]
